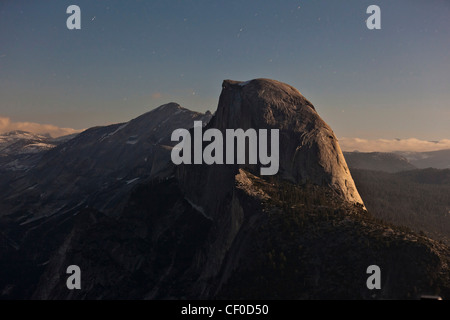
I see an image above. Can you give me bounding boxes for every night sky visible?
[1,0,449,147]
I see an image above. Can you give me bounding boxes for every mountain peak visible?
[210,78,363,205]
[154,102,183,112]
[222,78,315,111]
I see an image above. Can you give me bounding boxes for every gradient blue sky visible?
[0,0,449,142]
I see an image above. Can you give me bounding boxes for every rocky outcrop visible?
[180,78,363,207]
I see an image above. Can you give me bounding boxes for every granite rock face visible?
[188,78,364,206]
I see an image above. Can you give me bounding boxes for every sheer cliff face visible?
[210,78,363,206]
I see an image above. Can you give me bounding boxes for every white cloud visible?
[0,116,82,138]
[339,137,450,153]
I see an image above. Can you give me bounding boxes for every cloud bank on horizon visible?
[339,138,450,153]
[0,116,81,138]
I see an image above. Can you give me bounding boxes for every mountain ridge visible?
[1,79,449,299]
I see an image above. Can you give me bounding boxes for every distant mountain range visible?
[344,150,450,247]
[0,131,54,154]
[344,150,450,173]
[1,79,449,300]
[0,130,77,172]
[343,152,416,173]
[396,149,450,170]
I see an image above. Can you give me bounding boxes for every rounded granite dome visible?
[213,78,364,206]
